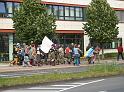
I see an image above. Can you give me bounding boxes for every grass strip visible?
[0,64,124,88]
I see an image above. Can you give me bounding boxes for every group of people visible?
[10,41,102,67]
[10,42,36,67]
[84,44,101,64]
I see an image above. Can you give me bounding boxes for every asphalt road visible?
[1,76,124,92]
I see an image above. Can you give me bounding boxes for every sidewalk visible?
[0,63,88,73]
[0,59,123,73]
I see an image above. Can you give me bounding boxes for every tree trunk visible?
[101,47,104,59]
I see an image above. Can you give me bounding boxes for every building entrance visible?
[58,34,84,51]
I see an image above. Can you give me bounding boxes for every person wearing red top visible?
[65,46,71,64]
[117,43,124,61]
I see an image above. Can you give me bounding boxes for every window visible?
[14,3,20,11]
[121,11,124,22]
[53,5,59,19]
[0,2,6,17]
[6,2,13,17]
[65,6,70,20]
[116,11,124,22]
[0,2,84,21]
[58,6,64,19]
[0,1,21,18]
[104,38,122,49]
[0,2,6,13]
[0,33,9,61]
[70,7,75,20]
[0,33,9,52]
[75,7,83,20]
[65,6,69,16]
[47,5,52,15]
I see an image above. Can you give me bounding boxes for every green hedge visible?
[104,53,118,59]
[99,52,124,59]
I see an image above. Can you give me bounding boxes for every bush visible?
[100,53,118,59]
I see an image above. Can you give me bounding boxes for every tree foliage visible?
[12,0,56,44]
[83,0,119,46]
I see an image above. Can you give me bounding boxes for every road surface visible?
[1,76,124,92]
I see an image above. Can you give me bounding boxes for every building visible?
[0,0,124,61]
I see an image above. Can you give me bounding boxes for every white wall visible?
[0,18,14,29]
[42,0,91,6]
[84,34,90,52]
[117,23,124,46]
[43,0,124,8]
[56,21,83,30]
[0,18,83,30]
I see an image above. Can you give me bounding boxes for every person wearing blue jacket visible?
[85,46,96,64]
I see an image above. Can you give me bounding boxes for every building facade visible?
[0,0,124,61]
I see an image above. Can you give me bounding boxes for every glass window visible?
[69,17,75,20]
[47,5,52,15]
[53,5,59,19]
[6,2,13,13]
[65,16,70,20]
[6,2,13,17]
[116,11,121,22]
[116,11,124,22]
[59,6,64,19]
[0,33,9,61]
[83,8,87,21]
[104,38,122,49]
[76,17,83,20]
[14,3,20,11]
[59,6,64,16]
[75,7,82,17]
[121,11,124,22]
[0,2,6,13]
[65,6,69,16]
[70,7,74,17]
[48,5,84,21]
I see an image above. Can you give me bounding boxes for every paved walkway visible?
[0,59,123,73]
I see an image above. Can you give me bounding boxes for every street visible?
[1,76,124,92]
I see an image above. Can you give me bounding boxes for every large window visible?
[116,11,124,22]
[75,7,83,20]
[0,1,85,21]
[6,2,13,17]
[57,34,84,50]
[47,5,52,15]
[14,3,20,10]
[47,5,84,21]
[90,38,122,49]
[59,6,64,20]
[0,1,20,18]
[0,2,6,17]
[104,38,122,49]
[53,5,59,19]
[69,7,75,20]
[0,33,9,61]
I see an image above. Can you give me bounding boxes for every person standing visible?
[73,44,80,66]
[65,45,71,64]
[58,45,64,64]
[117,43,124,61]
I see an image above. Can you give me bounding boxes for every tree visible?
[12,0,56,44]
[83,0,119,58]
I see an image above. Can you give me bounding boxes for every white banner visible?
[40,36,54,53]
